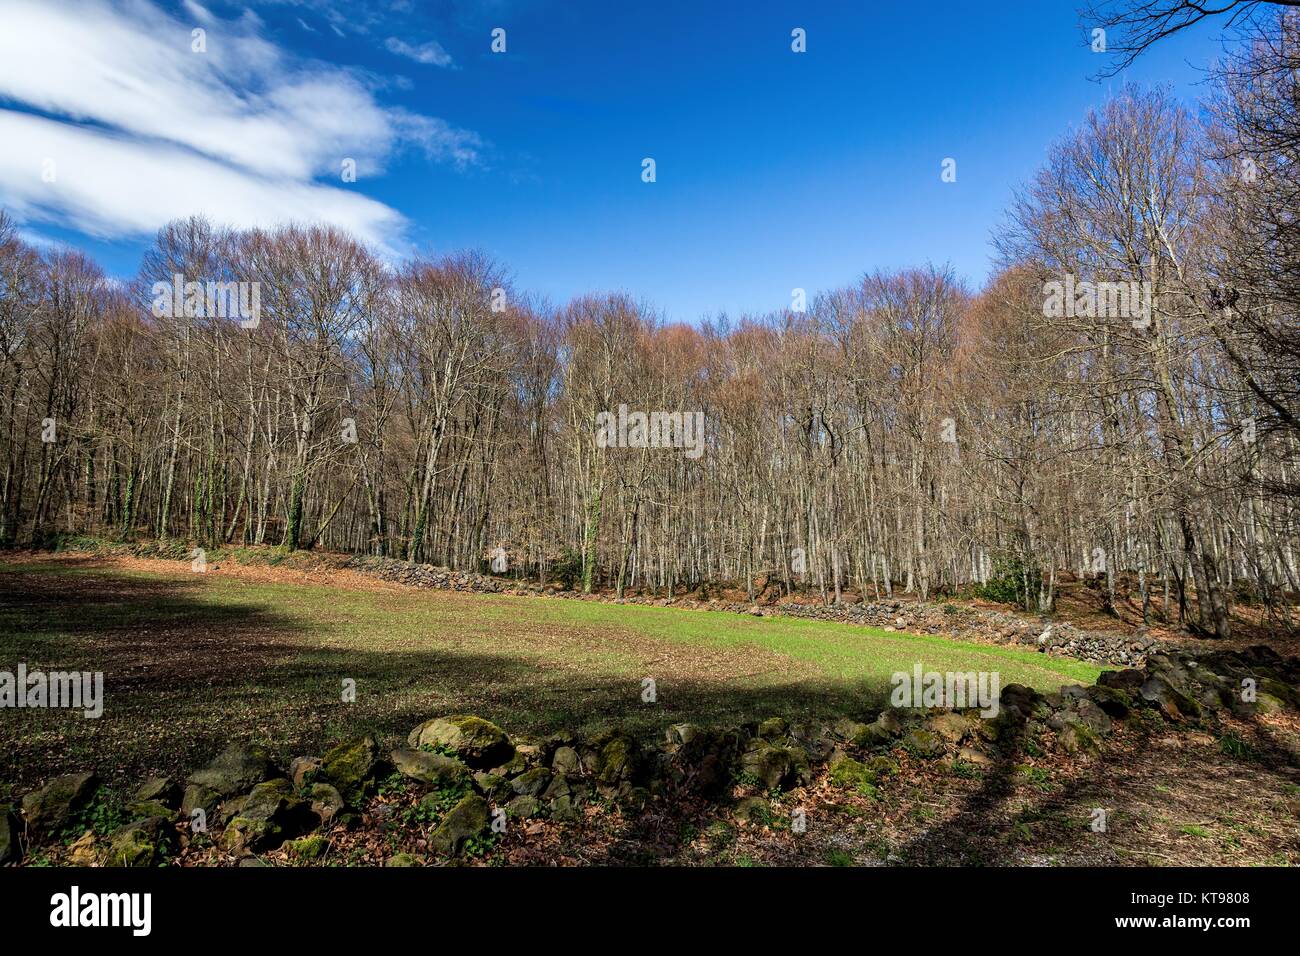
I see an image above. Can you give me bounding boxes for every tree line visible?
[1,12,1297,638]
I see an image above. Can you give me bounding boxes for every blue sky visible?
[0,0,1228,322]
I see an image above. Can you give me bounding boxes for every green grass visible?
[0,558,1100,792]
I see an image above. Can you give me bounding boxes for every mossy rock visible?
[187,744,280,798]
[758,717,789,740]
[1086,684,1133,719]
[827,755,878,796]
[592,732,641,786]
[133,777,180,809]
[851,711,903,747]
[927,712,977,744]
[549,794,580,822]
[510,767,553,797]
[386,852,420,867]
[1139,674,1200,721]
[830,717,870,741]
[286,834,329,861]
[429,794,489,855]
[733,796,772,824]
[106,816,173,868]
[741,741,811,790]
[1253,692,1286,715]
[491,751,528,777]
[866,756,900,776]
[391,748,471,789]
[505,794,542,819]
[472,772,511,800]
[126,799,177,822]
[902,728,944,758]
[317,736,382,807]
[550,745,581,775]
[180,784,220,820]
[408,716,514,769]
[220,779,314,852]
[1054,719,1101,757]
[303,782,345,827]
[22,772,99,838]
[289,757,322,789]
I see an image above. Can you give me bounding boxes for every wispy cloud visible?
[0,111,404,248]
[385,36,455,68]
[0,0,481,249]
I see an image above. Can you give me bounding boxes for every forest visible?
[1,14,1296,643]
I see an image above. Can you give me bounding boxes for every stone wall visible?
[4,644,1295,867]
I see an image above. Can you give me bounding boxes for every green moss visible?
[827,756,879,797]
[287,834,329,860]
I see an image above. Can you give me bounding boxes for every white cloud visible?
[0,111,405,250]
[0,0,480,247]
[182,0,214,24]
[385,36,455,67]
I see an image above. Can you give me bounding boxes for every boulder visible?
[429,794,489,855]
[866,755,900,776]
[68,830,100,866]
[106,816,173,867]
[998,684,1046,721]
[928,711,977,744]
[180,784,220,820]
[126,799,176,822]
[757,717,789,740]
[827,755,878,796]
[391,748,471,788]
[133,777,180,809]
[830,717,870,741]
[591,731,640,787]
[956,745,993,766]
[187,744,280,798]
[386,852,419,867]
[317,736,382,807]
[505,794,542,819]
[549,794,580,822]
[664,727,748,797]
[285,834,329,861]
[733,795,771,824]
[741,741,811,790]
[303,782,345,828]
[289,757,321,789]
[1139,672,1200,721]
[1052,718,1101,756]
[220,779,315,853]
[510,767,553,797]
[407,716,514,769]
[550,746,581,775]
[852,710,903,747]
[666,723,700,746]
[1086,684,1133,719]
[902,728,944,758]
[490,751,528,777]
[21,772,99,837]
[472,772,511,800]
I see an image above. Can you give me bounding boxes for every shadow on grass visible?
[0,560,891,798]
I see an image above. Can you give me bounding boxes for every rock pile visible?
[343,556,1165,667]
[3,647,1294,867]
